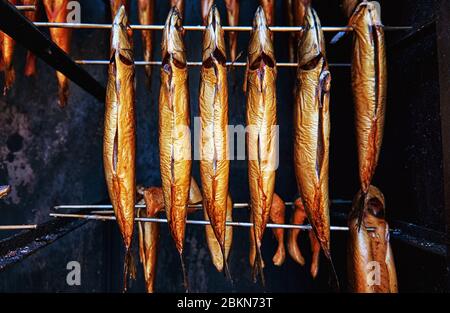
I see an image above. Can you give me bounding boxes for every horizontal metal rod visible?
[0,225,38,231]
[53,199,352,211]
[16,5,35,11]
[75,60,351,68]
[49,212,350,231]
[34,22,412,32]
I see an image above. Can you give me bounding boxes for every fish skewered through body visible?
[344,0,387,224]
[0,185,11,199]
[103,6,136,291]
[43,0,73,107]
[1,0,17,94]
[137,187,164,293]
[23,0,38,77]
[287,197,321,277]
[293,5,338,287]
[159,7,191,291]
[110,0,129,20]
[348,186,398,293]
[199,5,231,278]
[138,0,155,88]
[245,6,277,284]
[170,0,185,19]
[224,0,239,62]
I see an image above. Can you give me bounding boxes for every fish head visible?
[297,7,326,68]
[110,5,134,64]
[248,6,275,69]
[351,185,386,226]
[162,7,186,67]
[202,5,227,64]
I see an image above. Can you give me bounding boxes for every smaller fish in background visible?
[1,0,18,95]
[23,0,39,77]
[138,0,155,89]
[170,0,185,19]
[224,0,239,62]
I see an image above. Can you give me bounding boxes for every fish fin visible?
[179,252,190,293]
[123,247,137,292]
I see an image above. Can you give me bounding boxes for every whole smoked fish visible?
[344,0,387,214]
[245,6,277,284]
[199,5,231,277]
[0,185,11,199]
[159,7,191,290]
[348,186,398,293]
[1,0,17,94]
[138,0,154,88]
[137,187,164,293]
[287,197,321,278]
[24,0,38,77]
[224,0,239,62]
[170,0,185,19]
[43,0,72,107]
[293,5,338,287]
[110,0,129,20]
[103,6,136,291]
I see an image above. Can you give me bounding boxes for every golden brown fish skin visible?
[201,0,214,26]
[138,0,155,88]
[205,194,233,272]
[23,0,38,77]
[159,7,191,259]
[224,0,239,62]
[137,187,164,293]
[0,185,11,199]
[170,0,185,19]
[348,186,398,293]
[259,0,275,26]
[1,0,17,94]
[188,177,203,205]
[348,1,387,195]
[110,0,130,19]
[245,7,277,283]
[43,0,72,107]
[294,6,332,264]
[269,193,286,266]
[103,6,136,289]
[199,6,230,273]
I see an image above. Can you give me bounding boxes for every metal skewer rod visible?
[75,60,351,68]
[16,5,36,11]
[49,212,350,231]
[33,22,412,32]
[53,199,352,211]
[0,224,38,231]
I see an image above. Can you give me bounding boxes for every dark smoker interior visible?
[0,0,448,292]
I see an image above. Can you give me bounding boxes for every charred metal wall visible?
[0,0,447,292]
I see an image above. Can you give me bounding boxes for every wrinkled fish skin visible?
[245,6,277,283]
[224,0,239,62]
[138,187,164,293]
[159,7,191,262]
[294,5,331,259]
[170,0,185,19]
[24,0,38,77]
[1,0,17,94]
[103,6,136,290]
[199,5,230,275]
[0,185,11,199]
[348,186,398,293]
[347,1,387,195]
[138,0,154,88]
[110,0,130,19]
[43,0,72,107]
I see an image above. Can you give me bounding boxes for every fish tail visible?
[324,250,340,292]
[253,243,265,287]
[123,246,136,292]
[179,252,190,293]
[220,241,233,284]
